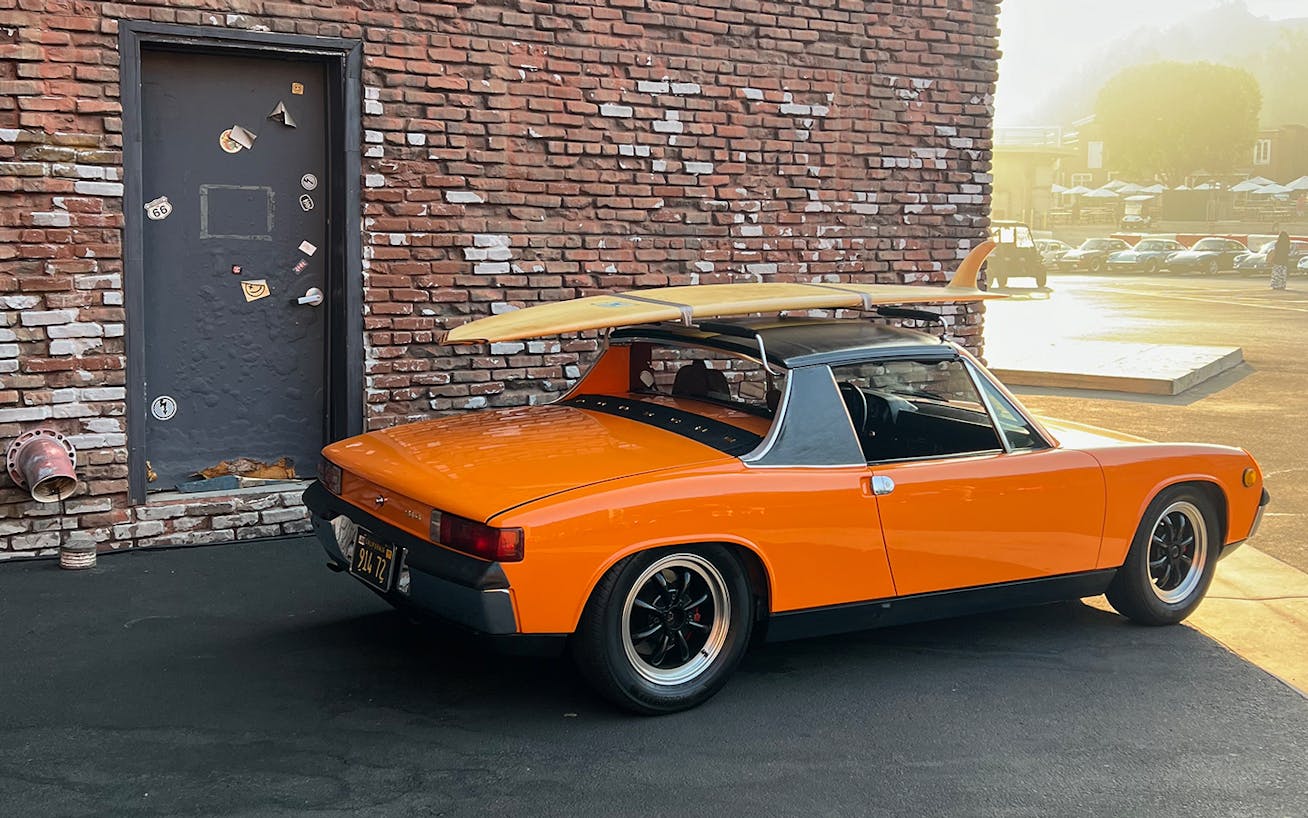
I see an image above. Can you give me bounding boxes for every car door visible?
[833,356,1106,598]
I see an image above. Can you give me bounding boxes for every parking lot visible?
[2,538,1306,817]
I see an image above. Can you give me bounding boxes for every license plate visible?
[350,530,399,592]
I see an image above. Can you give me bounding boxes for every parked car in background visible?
[1106,238,1186,275]
[1057,238,1132,273]
[1164,237,1249,274]
[1120,213,1154,230]
[1297,255,1308,275]
[1035,239,1073,265]
[1234,240,1308,271]
[985,221,1047,288]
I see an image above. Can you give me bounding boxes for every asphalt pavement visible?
[2,538,1305,817]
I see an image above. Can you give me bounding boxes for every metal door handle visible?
[871,475,895,496]
[297,287,324,307]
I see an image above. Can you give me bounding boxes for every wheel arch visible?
[1138,478,1229,551]
[571,538,775,633]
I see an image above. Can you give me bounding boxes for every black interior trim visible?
[564,394,763,456]
[764,568,1118,642]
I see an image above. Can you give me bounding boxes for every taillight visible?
[430,511,523,562]
[318,459,343,494]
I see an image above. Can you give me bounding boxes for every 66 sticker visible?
[144,196,173,221]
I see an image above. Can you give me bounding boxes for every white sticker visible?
[300,173,318,191]
[151,395,177,421]
[298,241,317,256]
[299,194,314,212]
[144,196,173,220]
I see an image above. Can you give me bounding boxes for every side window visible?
[972,370,1048,451]
[830,358,1003,463]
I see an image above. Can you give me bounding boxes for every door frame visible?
[120,22,364,503]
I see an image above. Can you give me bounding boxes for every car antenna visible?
[874,306,948,341]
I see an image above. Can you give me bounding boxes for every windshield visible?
[1137,241,1172,251]
[1192,238,1230,251]
[1080,239,1123,251]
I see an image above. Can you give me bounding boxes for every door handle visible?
[870,475,895,496]
[297,287,324,307]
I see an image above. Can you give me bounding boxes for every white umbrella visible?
[1142,183,1167,193]
[1230,180,1263,193]
[1286,175,1308,191]
[1247,176,1275,186]
[1050,183,1068,194]
[1102,179,1128,191]
[1082,187,1120,198]
[1117,182,1146,195]
[1173,184,1192,191]
[1125,194,1155,201]
[1254,183,1293,195]
[1193,182,1215,190]
[1063,185,1092,196]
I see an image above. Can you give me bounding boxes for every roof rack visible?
[874,306,948,340]
[696,320,781,374]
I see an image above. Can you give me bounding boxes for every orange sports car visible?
[303,248,1268,714]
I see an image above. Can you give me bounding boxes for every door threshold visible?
[146,479,312,504]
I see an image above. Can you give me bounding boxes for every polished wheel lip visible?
[621,553,730,686]
[1147,500,1208,605]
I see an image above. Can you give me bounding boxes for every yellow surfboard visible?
[442,241,1000,345]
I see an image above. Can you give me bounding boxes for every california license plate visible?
[350,530,398,592]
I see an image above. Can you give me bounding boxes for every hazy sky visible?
[995,0,1306,127]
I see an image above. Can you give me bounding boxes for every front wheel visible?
[1205,258,1220,274]
[1105,487,1219,626]
[572,546,754,714]
[1144,259,1160,275]
[1088,257,1104,273]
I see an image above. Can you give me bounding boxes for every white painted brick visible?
[103,292,123,306]
[364,174,385,188]
[212,512,260,529]
[113,521,164,540]
[0,344,17,359]
[21,309,78,326]
[474,261,509,274]
[780,103,811,115]
[46,323,104,339]
[463,396,488,410]
[490,302,519,315]
[78,387,125,401]
[670,82,701,95]
[364,99,383,115]
[474,234,510,247]
[134,504,190,521]
[74,273,120,290]
[10,532,60,550]
[653,120,683,134]
[73,164,105,179]
[260,508,306,524]
[446,190,484,204]
[462,247,487,261]
[64,497,113,514]
[1,295,40,309]
[742,87,764,100]
[0,406,53,423]
[651,160,668,172]
[0,329,14,342]
[637,80,670,94]
[486,246,512,261]
[49,338,102,356]
[746,263,778,275]
[103,324,124,337]
[490,342,524,355]
[73,181,123,197]
[52,404,94,418]
[32,211,71,227]
[364,130,383,143]
[406,133,426,146]
[684,162,714,175]
[67,433,125,449]
[84,417,124,434]
[600,103,633,118]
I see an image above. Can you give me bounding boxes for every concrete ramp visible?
[988,341,1244,396]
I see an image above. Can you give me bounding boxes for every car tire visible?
[1205,258,1219,274]
[1105,486,1220,626]
[1088,258,1103,273]
[572,545,754,715]
[1144,259,1159,275]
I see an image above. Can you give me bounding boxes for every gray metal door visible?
[139,49,329,489]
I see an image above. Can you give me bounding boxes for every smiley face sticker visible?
[240,279,271,302]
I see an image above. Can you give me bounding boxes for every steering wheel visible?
[838,382,868,434]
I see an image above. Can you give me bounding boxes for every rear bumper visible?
[302,482,564,655]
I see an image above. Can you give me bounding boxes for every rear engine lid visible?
[323,403,735,523]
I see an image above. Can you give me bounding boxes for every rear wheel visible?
[572,545,753,714]
[1088,257,1104,273]
[1106,487,1219,626]
[1144,259,1160,275]
[1205,257,1220,274]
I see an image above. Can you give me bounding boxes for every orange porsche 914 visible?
[303,244,1269,714]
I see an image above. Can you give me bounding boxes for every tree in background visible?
[1094,61,1261,183]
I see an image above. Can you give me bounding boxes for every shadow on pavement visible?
[1,537,1304,817]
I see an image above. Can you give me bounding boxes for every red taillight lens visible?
[431,511,523,562]
[317,459,343,494]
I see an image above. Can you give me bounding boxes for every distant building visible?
[992,127,1074,227]
[1242,125,1308,184]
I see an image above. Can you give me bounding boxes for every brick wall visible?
[0,0,1000,557]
